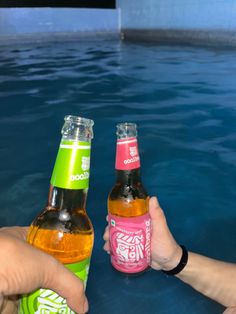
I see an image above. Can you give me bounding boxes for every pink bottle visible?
[107,123,151,275]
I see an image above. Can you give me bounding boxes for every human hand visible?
[223,307,236,314]
[0,227,88,314]
[103,196,182,272]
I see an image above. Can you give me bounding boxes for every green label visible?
[50,140,91,189]
[19,258,90,314]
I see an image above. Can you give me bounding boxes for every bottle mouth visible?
[62,115,94,140]
[116,122,137,129]
[64,115,94,127]
[116,122,137,139]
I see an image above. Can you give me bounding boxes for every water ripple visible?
[1,40,235,314]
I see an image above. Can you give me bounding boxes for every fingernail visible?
[150,196,157,205]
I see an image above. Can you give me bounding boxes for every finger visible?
[0,294,3,312]
[1,296,18,314]
[149,196,167,226]
[1,236,88,314]
[0,227,29,241]
[103,242,110,253]
[43,258,88,314]
[223,307,236,314]
[149,196,174,238]
[103,226,109,241]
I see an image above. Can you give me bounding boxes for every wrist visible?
[162,245,188,276]
[161,244,183,271]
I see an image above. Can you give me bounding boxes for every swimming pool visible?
[1,39,236,313]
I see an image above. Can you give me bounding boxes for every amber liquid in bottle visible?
[108,169,149,218]
[28,186,94,264]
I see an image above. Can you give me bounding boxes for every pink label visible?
[108,213,151,274]
[115,137,141,170]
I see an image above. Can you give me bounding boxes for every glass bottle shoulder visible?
[31,205,93,233]
[31,186,94,233]
[28,207,94,264]
[27,186,94,264]
[109,180,148,199]
[108,182,149,217]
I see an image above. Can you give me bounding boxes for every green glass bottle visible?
[19,115,94,314]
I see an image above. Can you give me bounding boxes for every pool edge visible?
[121,29,236,47]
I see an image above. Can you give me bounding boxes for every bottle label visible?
[108,213,151,273]
[51,140,91,189]
[18,258,90,314]
[115,137,141,170]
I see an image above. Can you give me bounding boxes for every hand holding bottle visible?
[105,197,236,310]
[144,197,182,271]
[0,227,88,314]
[104,196,182,272]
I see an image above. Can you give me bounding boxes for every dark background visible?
[0,0,115,8]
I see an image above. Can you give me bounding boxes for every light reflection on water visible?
[0,40,236,314]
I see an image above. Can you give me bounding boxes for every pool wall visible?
[1,1,236,46]
[117,0,236,46]
[0,8,120,43]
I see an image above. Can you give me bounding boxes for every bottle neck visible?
[115,137,141,171]
[49,138,91,212]
[50,140,91,191]
[47,185,87,212]
[115,168,142,185]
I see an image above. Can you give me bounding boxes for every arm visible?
[0,227,88,314]
[104,197,236,308]
[148,197,236,307]
[176,252,236,307]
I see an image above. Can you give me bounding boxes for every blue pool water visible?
[1,40,236,314]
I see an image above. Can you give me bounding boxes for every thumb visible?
[149,196,168,231]
[148,196,181,271]
[149,196,176,244]
[43,258,88,314]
